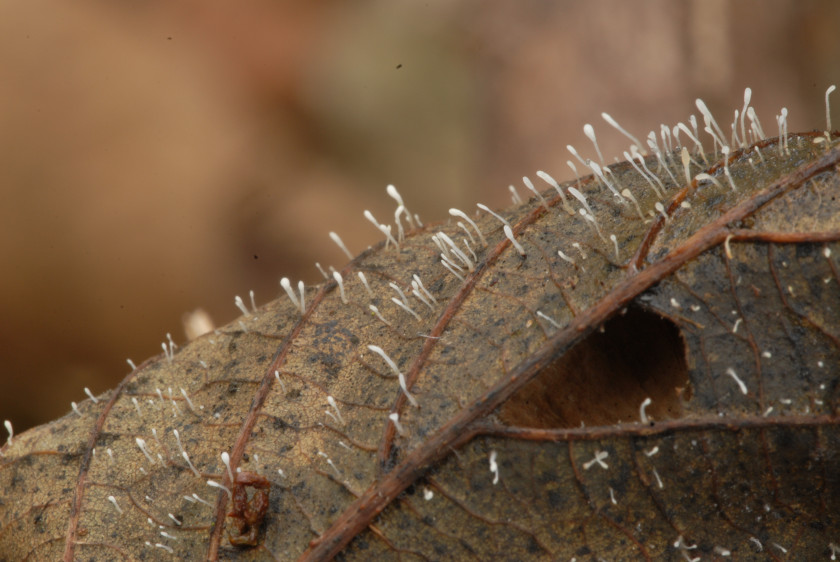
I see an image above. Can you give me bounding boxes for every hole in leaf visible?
[499,306,690,428]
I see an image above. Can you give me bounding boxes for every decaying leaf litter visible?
[2,87,839,560]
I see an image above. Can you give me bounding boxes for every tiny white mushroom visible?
[368,345,418,407]
[413,274,438,305]
[583,450,609,470]
[621,188,646,221]
[722,146,738,191]
[680,147,692,185]
[639,397,652,424]
[221,452,234,482]
[368,304,391,327]
[522,176,549,210]
[449,208,488,247]
[503,225,526,257]
[476,203,510,227]
[488,450,500,485]
[280,277,302,313]
[610,234,620,260]
[725,367,748,395]
[388,412,407,436]
[602,112,644,152]
[206,479,232,501]
[327,396,345,425]
[329,231,354,260]
[136,438,156,464]
[234,296,250,317]
[536,310,562,329]
[107,496,124,515]
[583,123,604,164]
[333,271,348,304]
[536,170,574,214]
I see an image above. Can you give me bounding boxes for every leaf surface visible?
[2,132,839,561]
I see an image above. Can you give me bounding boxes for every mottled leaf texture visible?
[2,131,839,561]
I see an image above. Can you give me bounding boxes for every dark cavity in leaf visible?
[499,306,690,428]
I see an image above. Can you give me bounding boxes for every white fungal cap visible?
[609,234,619,259]
[660,123,673,153]
[587,161,623,200]
[83,387,99,404]
[630,148,665,197]
[536,310,561,329]
[639,397,652,424]
[388,412,407,436]
[107,495,123,515]
[386,183,404,207]
[826,85,836,132]
[583,123,604,164]
[220,452,233,482]
[367,345,418,407]
[206,479,232,500]
[722,146,738,191]
[386,185,414,226]
[329,231,354,260]
[476,203,510,227]
[522,176,549,210]
[136,438,156,464]
[654,201,669,222]
[389,282,409,305]
[557,250,575,266]
[357,272,374,298]
[327,396,345,425]
[488,450,499,485]
[457,222,476,247]
[449,208,487,246]
[621,189,645,221]
[747,106,765,140]
[367,345,401,377]
[333,271,348,304]
[412,274,438,305]
[436,232,474,271]
[696,98,727,149]
[567,186,594,217]
[739,87,752,146]
[440,258,465,281]
[234,296,250,317]
[694,172,724,191]
[725,367,748,395]
[601,112,643,152]
[363,210,399,248]
[391,297,421,321]
[503,225,526,257]
[368,304,391,326]
[280,277,301,311]
[535,170,573,214]
[777,107,789,154]
[681,147,692,185]
[566,144,586,167]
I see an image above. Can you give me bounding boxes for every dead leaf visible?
[1,130,838,560]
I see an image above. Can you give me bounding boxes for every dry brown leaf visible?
[1,122,839,560]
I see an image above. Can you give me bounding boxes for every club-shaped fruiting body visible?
[367,345,418,407]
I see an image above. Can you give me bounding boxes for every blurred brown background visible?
[1,0,838,434]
